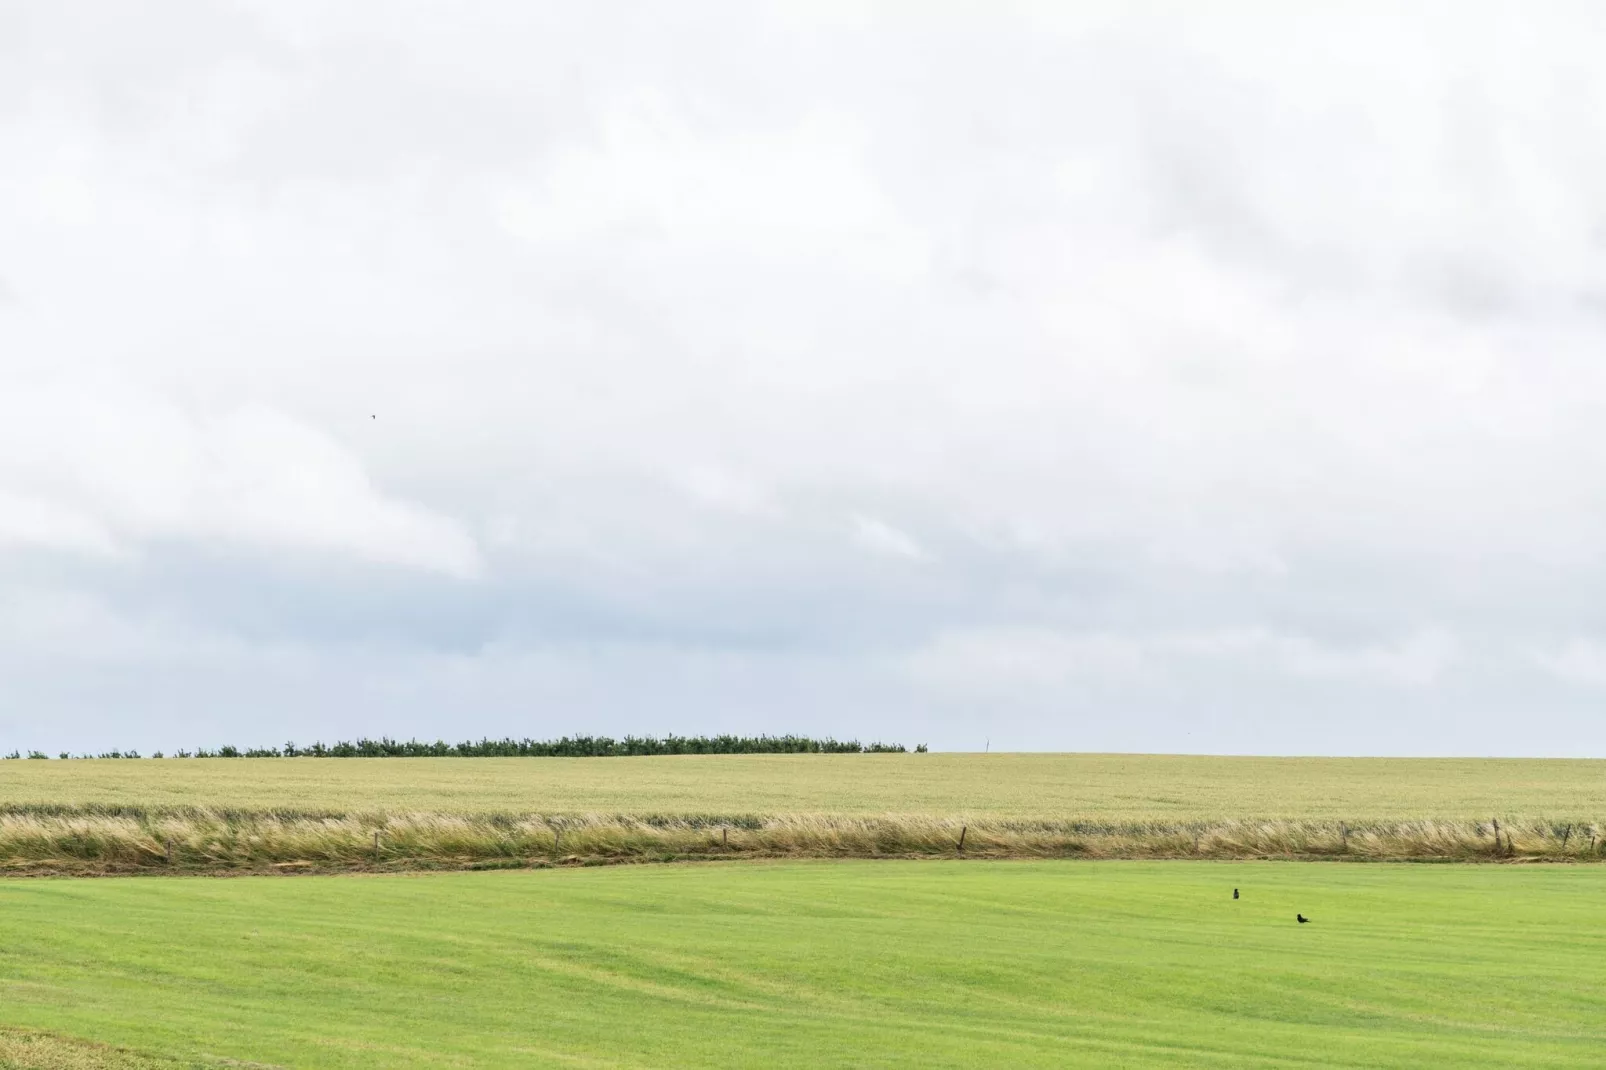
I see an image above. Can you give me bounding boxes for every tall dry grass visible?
[1,806,1602,874]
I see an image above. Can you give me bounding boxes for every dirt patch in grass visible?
[0,1029,282,1070]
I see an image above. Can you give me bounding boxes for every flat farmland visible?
[3,753,1604,820]
[3,861,1605,1069]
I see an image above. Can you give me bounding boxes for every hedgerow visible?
[15,735,916,759]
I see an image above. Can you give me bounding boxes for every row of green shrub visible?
[7,735,923,760]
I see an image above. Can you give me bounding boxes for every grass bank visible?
[2,806,1602,874]
[3,862,1605,1067]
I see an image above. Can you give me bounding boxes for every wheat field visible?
[1,752,1604,872]
[3,753,1604,819]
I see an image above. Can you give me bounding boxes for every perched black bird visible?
[1296,914,1310,924]
[1233,888,1239,900]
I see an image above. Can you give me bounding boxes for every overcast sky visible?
[5,2,1606,755]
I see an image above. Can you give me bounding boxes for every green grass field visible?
[2,861,1604,1068]
[4,753,1605,819]
[5,756,1603,1065]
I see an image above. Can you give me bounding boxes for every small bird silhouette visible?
[1233,888,1239,900]
[1296,914,1310,924]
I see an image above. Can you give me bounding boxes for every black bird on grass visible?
[1233,888,1239,900]
[1296,914,1310,924]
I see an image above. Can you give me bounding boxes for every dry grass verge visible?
[0,1028,279,1069]
[2,806,1603,874]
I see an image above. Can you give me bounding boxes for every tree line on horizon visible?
[6,734,924,760]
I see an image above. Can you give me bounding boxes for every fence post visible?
[372,830,381,858]
[165,837,174,866]
[722,826,728,848]
[1340,823,1348,852]
[957,826,967,853]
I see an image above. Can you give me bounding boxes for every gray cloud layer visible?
[5,2,1606,754]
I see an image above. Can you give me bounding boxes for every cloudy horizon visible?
[6,2,1606,756]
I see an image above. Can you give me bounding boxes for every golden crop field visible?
[3,752,1603,820]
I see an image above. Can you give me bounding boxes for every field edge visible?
[3,808,1601,875]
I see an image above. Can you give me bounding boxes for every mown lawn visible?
[1,861,1603,1067]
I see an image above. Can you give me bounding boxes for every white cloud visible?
[0,381,481,577]
[1533,639,1606,689]
[1172,628,1460,688]
[904,626,1458,701]
[3,1,1606,752]
[850,514,929,561]
[669,465,779,518]
[0,491,121,556]
[903,627,1145,698]
[497,102,931,281]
